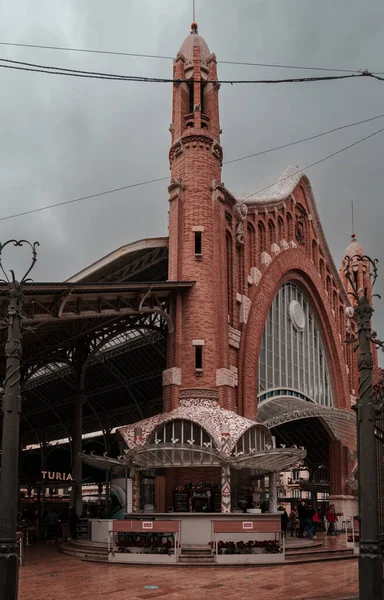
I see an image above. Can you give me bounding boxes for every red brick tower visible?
[164,23,230,411]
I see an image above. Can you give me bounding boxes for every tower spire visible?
[192,0,195,23]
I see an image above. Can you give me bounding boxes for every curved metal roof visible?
[258,396,357,452]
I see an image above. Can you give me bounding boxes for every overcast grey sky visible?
[0,0,383,363]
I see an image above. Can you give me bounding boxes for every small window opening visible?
[195,231,202,256]
[200,83,205,114]
[188,81,194,114]
[195,346,203,370]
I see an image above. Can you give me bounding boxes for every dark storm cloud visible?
[0,0,383,363]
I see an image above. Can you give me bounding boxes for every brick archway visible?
[239,248,350,420]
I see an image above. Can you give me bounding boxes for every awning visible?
[80,451,132,474]
[232,448,306,472]
[258,397,356,452]
[80,445,305,473]
[128,443,225,468]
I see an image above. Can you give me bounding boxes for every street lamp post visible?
[344,253,383,600]
[0,240,38,600]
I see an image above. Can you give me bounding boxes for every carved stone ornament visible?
[345,306,355,318]
[233,201,248,246]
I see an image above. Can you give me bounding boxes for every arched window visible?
[286,213,293,241]
[238,246,245,294]
[312,240,318,266]
[247,222,256,267]
[258,282,333,407]
[268,220,276,247]
[277,217,284,242]
[326,275,332,298]
[233,426,268,454]
[258,221,266,256]
[226,231,233,322]
[148,420,213,446]
[339,306,345,339]
[319,258,325,281]
[333,290,338,314]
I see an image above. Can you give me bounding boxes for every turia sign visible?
[41,471,73,481]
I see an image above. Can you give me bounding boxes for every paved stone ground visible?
[19,538,358,600]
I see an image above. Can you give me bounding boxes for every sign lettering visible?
[142,521,153,530]
[242,521,254,530]
[41,471,73,481]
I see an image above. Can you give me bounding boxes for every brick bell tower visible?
[164,23,232,411]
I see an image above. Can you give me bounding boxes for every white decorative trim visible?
[249,267,262,286]
[192,226,205,232]
[240,295,252,324]
[236,292,242,303]
[229,326,241,349]
[192,339,205,346]
[162,367,182,387]
[216,368,237,387]
[270,242,281,255]
[289,241,297,248]
[261,251,272,266]
[280,240,289,251]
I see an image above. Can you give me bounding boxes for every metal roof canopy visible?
[80,446,306,474]
[258,397,357,453]
[0,272,194,448]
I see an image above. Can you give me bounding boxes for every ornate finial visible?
[191,0,197,30]
[351,199,356,240]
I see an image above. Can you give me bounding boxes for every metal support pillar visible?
[72,395,85,517]
[269,473,278,513]
[0,240,38,600]
[355,295,382,600]
[0,283,22,599]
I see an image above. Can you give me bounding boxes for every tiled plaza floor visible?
[19,542,359,600]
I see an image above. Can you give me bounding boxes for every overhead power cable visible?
[224,112,384,165]
[0,40,379,74]
[0,57,383,84]
[242,127,384,200]
[0,114,383,223]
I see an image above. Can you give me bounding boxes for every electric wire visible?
[242,127,384,200]
[0,40,381,74]
[0,57,383,84]
[1,117,383,223]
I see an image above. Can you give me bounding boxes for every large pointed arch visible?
[238,248,350,420]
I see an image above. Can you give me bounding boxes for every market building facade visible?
[76,23,365,519]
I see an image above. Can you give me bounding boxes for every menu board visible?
[174,491,189,512]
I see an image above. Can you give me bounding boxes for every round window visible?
[289,300,306,331]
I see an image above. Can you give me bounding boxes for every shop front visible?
[81,399,305,563]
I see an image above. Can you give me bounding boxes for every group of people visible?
[280,502,338,539]
[44,507,78,542]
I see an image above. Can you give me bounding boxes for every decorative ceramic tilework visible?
[118,399,269,454]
